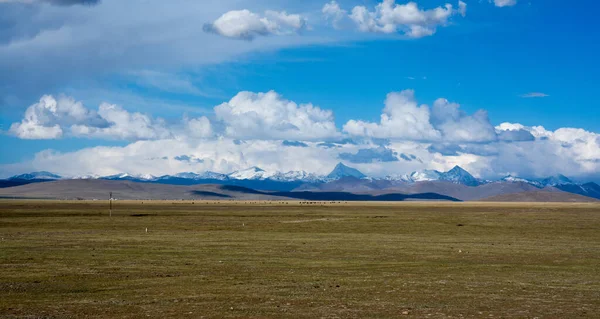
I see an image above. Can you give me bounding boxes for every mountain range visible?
[2,163,599,201]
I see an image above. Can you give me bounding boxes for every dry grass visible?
[1,200,600,318]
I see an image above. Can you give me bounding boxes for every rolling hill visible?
[480,191,599,202]
[0,180,459,202]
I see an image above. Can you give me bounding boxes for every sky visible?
[0,0,598,181]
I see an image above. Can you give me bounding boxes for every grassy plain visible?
[1,200,600,318]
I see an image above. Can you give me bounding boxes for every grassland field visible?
[1,200,600,318]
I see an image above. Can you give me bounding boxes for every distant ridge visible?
[9,171,62,181]
[0,179,460,202]
[480,191,599,202]
[3,164,599,201]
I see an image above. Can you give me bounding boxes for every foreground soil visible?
[1,201,599,318]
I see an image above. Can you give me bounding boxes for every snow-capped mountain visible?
[554,182,600,200]
[269,170,324,182]
[385,170,442,182]
[103,173,158,181]
[228,167,270,180]
[409,169,443,182]
[327,163,367,180]
[164,171,229,181]
[500,175,543,187]
[9,171,62,180]
[6,167,596,200]
[72,174,101,180]
[387,167,479,186]
[439,166,480,187]
[198,171,230,180]
[540,174,574,187]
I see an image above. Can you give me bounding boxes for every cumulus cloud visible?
[17,138,348,178]
[491,0,517,7]
[9,95,212,140]
[183,116,213,139]
[348,0,466,38]
[203,9,307,40]
[4,91,600,182]
[214,90,339,140]
[322,1,347,29]
[69,103,172,140]
[9,95,107,139]
[344,90,441,140]
[431,98,497,143]
[343,90,503,143]
[4,122,599,181]
[342,90,561,145]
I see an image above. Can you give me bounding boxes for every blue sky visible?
[0,0,598,181]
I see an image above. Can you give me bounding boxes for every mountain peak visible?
[409,169,442,182]
[327,163,366,179]
[228,167,268,180]
[9,171,62,180]
[448,165,467,173]
[541,174,574,186]
[440,166,480,187]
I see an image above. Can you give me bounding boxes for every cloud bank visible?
[4,90,599,182]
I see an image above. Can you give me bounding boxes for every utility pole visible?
[109,192,112,217]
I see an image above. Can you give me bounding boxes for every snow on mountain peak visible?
[541,174,574,186]
[228,167,269,180]
[439,166,480,186]
[269,170,324,182]
[327,163,367,179]
[9,171,62,180]
[500,175,543,187]
[410,169,442,182]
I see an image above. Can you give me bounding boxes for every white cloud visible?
[485,124,600,178]
[520,92,549,98]
[0,0,331,105]
[5,122,600,182]
[348,0,466,38]
[203,9,307,40]
[495,123,535,141]
[4,92,600,182]
[343,90,501,143]
[322,1,347,29]
[214,90,339,140]
[492,0,517,7]
[69,103,172,140]
[9,95,106,139]
[9,120,63,140]
[21,138,349,178]
[344,90,440,140]
[431,98,497,143]
[8,95,206,140]
[184,116,213,139]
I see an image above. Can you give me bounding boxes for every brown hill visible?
[383,181,554,201]
[0,180,287,201]
[480,191,599,202]
[0,180,459,202]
